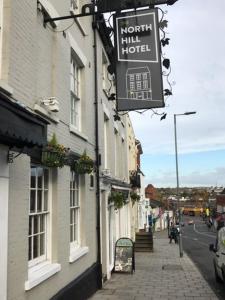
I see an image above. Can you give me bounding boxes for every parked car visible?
[209,227,225,283]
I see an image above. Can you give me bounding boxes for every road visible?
[182,216,225,300]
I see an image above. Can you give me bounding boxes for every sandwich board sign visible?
[114,238,135,273]
[114,9,164,111]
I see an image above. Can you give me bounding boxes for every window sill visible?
[69,125,88,141]
[25,261,61,291]
[69,246,89,263]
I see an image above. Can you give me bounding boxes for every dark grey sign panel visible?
[115,9,164,111]
[97,0,152,12]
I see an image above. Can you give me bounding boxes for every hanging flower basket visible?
[108,191,126,210]
[130,191,140,207]
[72,151,94,174]
[42,134,69,168]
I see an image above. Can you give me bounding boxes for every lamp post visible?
[174,111,196,258]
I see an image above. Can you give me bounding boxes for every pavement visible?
[89,230,219,300]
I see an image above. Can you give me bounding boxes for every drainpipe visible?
[92,0,102,289]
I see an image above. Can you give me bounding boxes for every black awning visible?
[0,92,48,148]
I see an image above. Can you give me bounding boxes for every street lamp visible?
[174,111,196,258]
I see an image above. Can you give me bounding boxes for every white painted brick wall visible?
[4,1,132,299]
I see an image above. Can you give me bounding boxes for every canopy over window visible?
[0,92,48,148]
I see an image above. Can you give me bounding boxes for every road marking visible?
[193,224,216,239]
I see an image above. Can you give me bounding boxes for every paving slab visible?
[89,231,219,300]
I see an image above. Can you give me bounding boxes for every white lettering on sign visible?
[121,36,141,44]
[121,24,152,34]
[120,22,152,55]
[122,44,151,55]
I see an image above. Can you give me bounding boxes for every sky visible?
[129,0,225,188]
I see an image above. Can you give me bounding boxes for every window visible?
[70,54,81,130]
[102,50,108,91]
[137,81,142,90]
[114,129,118,177]
[104,116,109,169]
[129,74,134,81]
[90,174,94,189]
[136,73,141,81]
[143,80,148,89]
[130,81,135,91]
[29,167,49,266]
[70,171,80,247]
[143,73,148,80]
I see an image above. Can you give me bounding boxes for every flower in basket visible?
[130,191,140,207]
[42,133,69,168]
[108,191,126,210]
[73,151,94,174]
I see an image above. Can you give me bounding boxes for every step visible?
[135,236,153,242]
[135,243,153,248]
[136,232,153,236]
[135,236,153,241]
[135,247,153,252]
[135,241,153,245]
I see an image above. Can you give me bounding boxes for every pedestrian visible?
[169,223,178,244]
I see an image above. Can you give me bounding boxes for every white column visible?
[0,145,9,300]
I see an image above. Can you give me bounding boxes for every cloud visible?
[144,167,225,188]
[130,0,225,159]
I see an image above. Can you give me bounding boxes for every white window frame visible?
[28,166,49,268]
[70,54,81,131]
[104,116,109,169]
[114,129,118,177]
[102,50,108,91]
[130,81,135,91]
[70,171,80,249]
[143,80,148,89]
[129,74,134,81]
[136,73,141,81]
[25,167,61,291]
[137,81,142,90]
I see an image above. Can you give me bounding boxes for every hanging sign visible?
[97,0,153,12]
[114,238,135,273]
[115,9,164,111]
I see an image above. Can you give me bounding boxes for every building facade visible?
[0,1,141,299]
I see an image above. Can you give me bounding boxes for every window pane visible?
[28,237,32,260]
[40,234,45,256]
[70,210,73,224]
[30,190,35,213]
[70,190,74,207]
[29,216,32,235]
[33,216,38,234]
[75,190,79,206]
[33,236,38,259]
[37,168,43,188]
[31,167,36,188]
[44,169,48,189]
[37,190,42,212]
[70,225,73,242]
[44,191,48,211]
[40,214,45,232]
